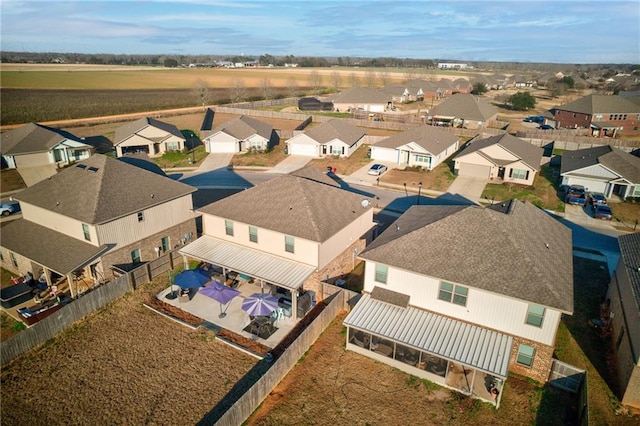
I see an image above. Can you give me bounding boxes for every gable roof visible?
[561,145,640,182]
[288,163,341,187]
[430,94,498,121]
[305,119,365,146]
[198,174,373,242]
[555,94,640,115]
[618,233,640,314]
[375,125,459,156]
[14,154,196,224]
[455,133,543,171]
[114,117,185,145]
[209,115,273,140]
[360,200,573,312]
[331,86,391,104]
[1,122,85,155]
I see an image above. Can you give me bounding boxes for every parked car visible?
[587,192,607,209]
[524,115,544,123]
[0,202,20,217]
[566,185,587,205]
[538,124,554,130]
[594,205,613,220]
[558,184,571,198]
[367,164,388,176]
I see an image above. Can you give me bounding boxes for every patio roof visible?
[179,235,316,291]
[344,293,513,378]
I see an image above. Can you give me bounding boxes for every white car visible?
[367,164,388,176]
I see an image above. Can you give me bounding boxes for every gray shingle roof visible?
[114,117,185,145]
[360,200,573,312]
[210,115,273,140]
[0,219,109,275]
[555,94,640,115]
[288,164,341,187]
[560,145,640,183]
[1,122,84,155]
[331,86,392,104]
[305,119,365,146]
[618,233,640,314]
[454,134,543,171]
[430,94,498,121]
[14,154,196,224]
[198,175,373,242]
[375,125,460,156]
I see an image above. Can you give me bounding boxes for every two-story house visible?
[551,94,640,137]
[113,117,186,157]
[0,154,197,296]
[344,200,573,407]
[179,167,375,317]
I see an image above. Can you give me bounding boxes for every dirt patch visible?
[381,162,456,192]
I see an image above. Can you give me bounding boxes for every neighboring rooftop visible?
[375,125,460,155]
[430,93,498,121]
[554,94,640,114]
[305,119,365,146]
[207,115,273,140]
[618,233,640,313]
[561,145,640,182]
[1,122,85,155]
[456,133,543,171]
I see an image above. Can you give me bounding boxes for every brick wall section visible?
[100,219,197,280]
[509,335,555,383]
[554,110,640,137]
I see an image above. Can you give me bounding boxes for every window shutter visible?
[525,171,530,180]
[509,169,513,178]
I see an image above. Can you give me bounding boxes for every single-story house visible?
[560,145,640,199]
[370,125,460,170]
[331,87,393,113]
[287,119,365,158]
[113,117,186,157]
[453,134,543,185]
[427,94,498,129]
[202,115,277,154]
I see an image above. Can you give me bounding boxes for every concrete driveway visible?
[17,165,57,187]
[267,155,311,174]
[447,176,487,204]
[344,160,395,186]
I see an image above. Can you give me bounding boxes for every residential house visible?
[551,94,640,137]
[453,134,543,185]
[427,94,498,129]
[286,119,365,158]
[1,123,94,184]
[370,125,460,170]
[0,154,197,296]
[113,117,186,157]
[331,87,393,113]
[201,115,277,154]
[452,78,473,93]
[344,200,573,406]
[434,79,455,97]
[382,80,443,104]
[560,145,640,199]
[607,233,640,409]
[179,170,376,317]
[380,84,412,104]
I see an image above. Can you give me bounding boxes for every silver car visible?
[367,164,388,176]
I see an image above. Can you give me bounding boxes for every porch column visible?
[292,289,298,319]
[41,267,53,287]
[66,274,76,298]
[182,254,189,270]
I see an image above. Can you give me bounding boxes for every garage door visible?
[459,163,490,179]
[289,143,317,157]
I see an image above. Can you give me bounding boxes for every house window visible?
[438,281,468,306]
[414,155,432,166]
[225,220,234,236]
[249,226,258,243]
[285,236,295,253]
[131,249,141,264]
[10,252,18,268]
[137,212,144,222]
[374,264,388,284]
[166,141,180,151]
[509,168,529,180]
[82,223,91,241]
[516,344,535,367]
[161,236,170,252]
[526,304,545,327]
[53,149,63,162]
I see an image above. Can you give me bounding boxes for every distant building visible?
[438,63,471,70]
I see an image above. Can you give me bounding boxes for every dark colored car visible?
[587,192,607,209]
[538,124,554,130]
[566,185,587,205]
[0,202,21,217]
[594,205,613,220]
[524,115,544,123]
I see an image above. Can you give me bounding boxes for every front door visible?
[498,167,505,179]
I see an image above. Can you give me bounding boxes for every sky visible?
[1,0,639,64]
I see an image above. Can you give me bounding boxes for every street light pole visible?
[417,181,422,205]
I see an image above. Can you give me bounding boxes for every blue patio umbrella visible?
[242,293,279,317]
[174,269,211,289]
[199,280,240,318]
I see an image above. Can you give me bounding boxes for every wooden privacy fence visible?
[1,274,130,365]
[209,289,348,426]
[128,249,182,289]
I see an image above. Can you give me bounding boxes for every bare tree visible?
[286,77,298,98]
[261,78,273,100]
[349,72,360,87]
[330,70,341,93]
[404,70,417,81]
[364,70,376,87]
[377,70,390,86]
[193,78,210,108]
[229,78,247,103]
[308,70,323,95]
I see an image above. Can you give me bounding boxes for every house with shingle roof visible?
[0,154,197,296]
[1,122,94,183]
[560,145,640,199]
[453,133,543,185]
[427,93,498,129]
[179,173,375,317]
[552,94,640,137]
[202,115,277,154]
[330,86,392,113]
[607,233,640,410]
[113,117,186,157]
[344,199,573,407]
[286,119,365,157]
[370,125,460,170]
